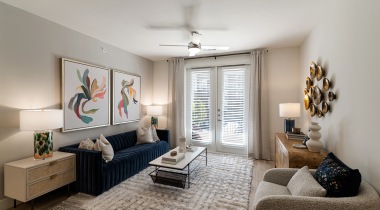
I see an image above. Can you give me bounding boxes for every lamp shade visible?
[279,103,300,118]
[147,105,163,116]
[20,109,63,131]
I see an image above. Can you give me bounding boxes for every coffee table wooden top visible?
[149,146,206,170]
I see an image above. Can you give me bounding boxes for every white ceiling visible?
[0,0,326,61]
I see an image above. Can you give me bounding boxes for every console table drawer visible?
[27,169,75,200]
[27,157,75,183]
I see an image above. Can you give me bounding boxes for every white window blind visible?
[190,70,212,143]
[220,68,246,146]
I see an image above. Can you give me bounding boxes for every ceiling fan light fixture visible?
[188,47,200,56]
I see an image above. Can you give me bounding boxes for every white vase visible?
[306,122,324,152]
[178,137,186,153]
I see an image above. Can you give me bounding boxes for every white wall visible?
[267,47,300,158]
[152,60,168,129]
[0,2,154,206]
[300,0,380,192]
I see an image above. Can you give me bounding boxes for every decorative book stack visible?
[161,152,185,165]
[286,132,306,141]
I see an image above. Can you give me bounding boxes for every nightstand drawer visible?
[27,169,75,200]
[27,156,75,183]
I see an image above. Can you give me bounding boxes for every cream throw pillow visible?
[78,138,94,150]
[287,166,327,197]
[93,134,114,162]
[99,134,114,162]
[136,126,155,144]
[93,139,101,151]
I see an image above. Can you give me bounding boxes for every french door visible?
[186,66,249,155]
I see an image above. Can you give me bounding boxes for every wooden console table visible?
[275,133,327,169]
[4,151,76,209]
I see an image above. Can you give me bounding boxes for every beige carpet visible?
[52,152,253,210]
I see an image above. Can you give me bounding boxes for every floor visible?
[8,160,275,210]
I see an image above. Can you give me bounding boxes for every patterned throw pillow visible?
[78,138,94,150]
[314,152,361,197]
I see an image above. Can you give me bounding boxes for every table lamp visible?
[20,109,63,160]
[279,103,300,133]
[147,105,163,128]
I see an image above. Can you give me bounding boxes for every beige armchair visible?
[253,168,380,210]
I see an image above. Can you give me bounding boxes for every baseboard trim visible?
[0,197,12,210]
[0,197,19,210]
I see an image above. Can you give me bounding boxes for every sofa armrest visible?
[256,183,380,210]
[156,129,170,144]
[58,146,103,195]
[263,168,299,186]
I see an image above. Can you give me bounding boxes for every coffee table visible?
[149,146,207,188]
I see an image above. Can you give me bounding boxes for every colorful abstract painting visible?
[62,58,110,132]
[112,70,141,125]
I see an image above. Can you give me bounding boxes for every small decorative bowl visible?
[170,151,177,156]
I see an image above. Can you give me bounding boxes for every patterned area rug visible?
[51,152,253,210]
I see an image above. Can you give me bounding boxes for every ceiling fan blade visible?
[159,44,188,47]
[201,45,230,50]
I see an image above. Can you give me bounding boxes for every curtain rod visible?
[166,50,268,62]
[184,52,250,60]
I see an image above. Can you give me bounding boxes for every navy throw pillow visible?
[314,152,361,197]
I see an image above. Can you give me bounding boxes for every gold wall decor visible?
[304,61,337,117]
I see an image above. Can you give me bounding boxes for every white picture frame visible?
[61,58,110,132]
[112,69,141,125]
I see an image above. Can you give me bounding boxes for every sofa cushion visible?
[314,152,361,197]
[254,181,290,208]
[287,166,326,197]
[106,131,137,153]
[78,138,94,150]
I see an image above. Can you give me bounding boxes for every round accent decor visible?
[317,65,324,81]
[170,151,177,156]
[310,62,316,79]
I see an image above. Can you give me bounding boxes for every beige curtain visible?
[167,58,185,148]
[248,50,271,160]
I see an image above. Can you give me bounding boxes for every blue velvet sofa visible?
[58,129,169,196]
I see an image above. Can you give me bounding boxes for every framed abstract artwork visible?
[112,70,141,125]
[61,58,110,132]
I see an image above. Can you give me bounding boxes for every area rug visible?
[51,152,253,210]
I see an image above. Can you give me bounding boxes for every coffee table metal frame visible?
[149,147,207,188]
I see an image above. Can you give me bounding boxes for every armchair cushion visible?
[287,166,327,197]
[314,152,361,197]
[254,181,290,208]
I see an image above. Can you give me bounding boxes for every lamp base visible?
[284,118,295,133]
[151,116,158,129]
[34,131,53,160]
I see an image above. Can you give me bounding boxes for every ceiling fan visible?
[159,31,230,56]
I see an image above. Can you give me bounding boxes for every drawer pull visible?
[50,161,57,166]
[50,174,57,179]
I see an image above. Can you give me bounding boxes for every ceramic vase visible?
[306,122,324,152]
[178,137,186,153]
